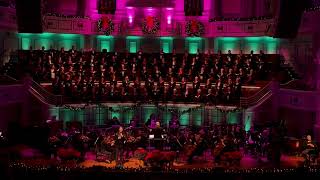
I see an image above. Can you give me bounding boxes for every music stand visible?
[148,134,154,152]
[148,136,165,152]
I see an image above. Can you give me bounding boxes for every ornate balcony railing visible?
[43,14,275,37]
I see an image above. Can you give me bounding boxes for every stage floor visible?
[83,150,305,169]
[6,152,319,180]
[172,155,304,169]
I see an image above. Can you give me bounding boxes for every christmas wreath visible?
[185,20,204,36]
[98,17,114,35]
[142,16,160,34]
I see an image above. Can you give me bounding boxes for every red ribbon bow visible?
[146,16,154,29]
[102,17,110,29]
[190,20,198,32]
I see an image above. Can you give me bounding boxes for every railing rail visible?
[28,78,63,106]
[0,75,62,105]
[240,81,273,108]
[0,74,19,82]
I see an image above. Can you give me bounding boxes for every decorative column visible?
[173,0,186,52]
[251,0,256,17]
[241,0,254,18]
[211,0,221,18]
[255,0,266,17]
[201,0,211,20]
[313,32,320,143]
[85,0,99,19]
[77,0,86,16]
[243,109,254,131]
[314,61,320,142]
[115,0,126,18]
[173,0,185,20]
[270,0,280,17]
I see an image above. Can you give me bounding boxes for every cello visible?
[211,137,225,158]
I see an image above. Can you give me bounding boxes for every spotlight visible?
[167,16,171,25]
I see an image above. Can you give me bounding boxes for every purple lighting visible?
[129,16,133,23]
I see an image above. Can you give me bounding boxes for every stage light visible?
[167,16,171,25]
[129,16,133,23]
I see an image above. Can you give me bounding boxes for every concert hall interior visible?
[1,0,320,179]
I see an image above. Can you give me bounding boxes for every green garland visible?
[98,103,141,113]
[64,103,242,114]
[64,105,88,111]
[185,20,204,37]
[46,13,90,19]
[168,106,203,117]
[215,106,243,113]
[142,16,160,35]
[98,17,114,36]
[106,106,137,113]
[158,104,242,115]
[157,105,203,117]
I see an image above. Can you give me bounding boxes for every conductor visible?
[150,121,165,150]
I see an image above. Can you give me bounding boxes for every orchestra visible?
[51,116,256,166]
[41,113,320,170]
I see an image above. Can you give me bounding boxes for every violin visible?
[102,135,115,147]
[127,136,136,143]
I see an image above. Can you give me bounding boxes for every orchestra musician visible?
[124,120,139,158]
[302,134,318,165]
[212,136,226,164]
[187,129,208,164]
[168,116,182,154]
[169,115,180,136]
